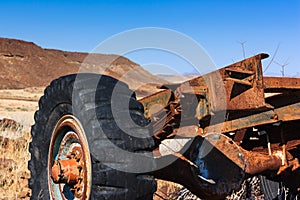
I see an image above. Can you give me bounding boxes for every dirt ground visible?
[0,87,43,126]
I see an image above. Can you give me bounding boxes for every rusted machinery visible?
[29,53,300,199]
[141,53,300,199]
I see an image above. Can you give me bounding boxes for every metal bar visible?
[264,77,300,92]
[205,102,300,134]
[242,149,283,175]
[224,77,253,86]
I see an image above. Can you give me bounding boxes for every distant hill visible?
[0,38,167,96]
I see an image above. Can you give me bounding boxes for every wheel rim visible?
[48,115,92,200]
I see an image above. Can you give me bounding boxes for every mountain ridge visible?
[0,37,166,94]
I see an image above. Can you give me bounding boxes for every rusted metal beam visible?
[205,110,276,134]
[275,101,300,121]
[203,134,283,175]
[264,77,300,92]
[205,101,300,134]
[241,150,282,175]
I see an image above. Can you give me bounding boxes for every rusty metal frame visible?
[139,53,300,195]
[140,53,300,136]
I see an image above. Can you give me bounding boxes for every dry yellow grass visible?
[0,120,31,199]
[0,88,39,199]
[153,180,201,200]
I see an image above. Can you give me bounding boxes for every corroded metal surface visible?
[264,77,300,92]
[178,53,269,115]
[51,159,80,184]
[204,102,300,134]
[153,135,246,199]
[139,89,172,119]
[144,53,300,197]
[153,133,293,199]
[242,150,283,175]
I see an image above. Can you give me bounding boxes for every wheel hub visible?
[50,145,84,197]
[48,115,91,199]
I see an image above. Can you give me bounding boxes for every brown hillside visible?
[0,38,167,94]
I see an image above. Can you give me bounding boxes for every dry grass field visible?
[0,123,31,199]
[0,87,42,199]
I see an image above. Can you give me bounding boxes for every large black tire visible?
[260,175,280,200]
[29,73,157,199]
[260,174,300,200]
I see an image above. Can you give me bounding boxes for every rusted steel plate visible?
[178,54,269,117]
[202,133,246,170]
[139,89,172,118]
[264,77,300,92]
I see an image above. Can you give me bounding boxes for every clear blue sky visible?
[0,0,299,76]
